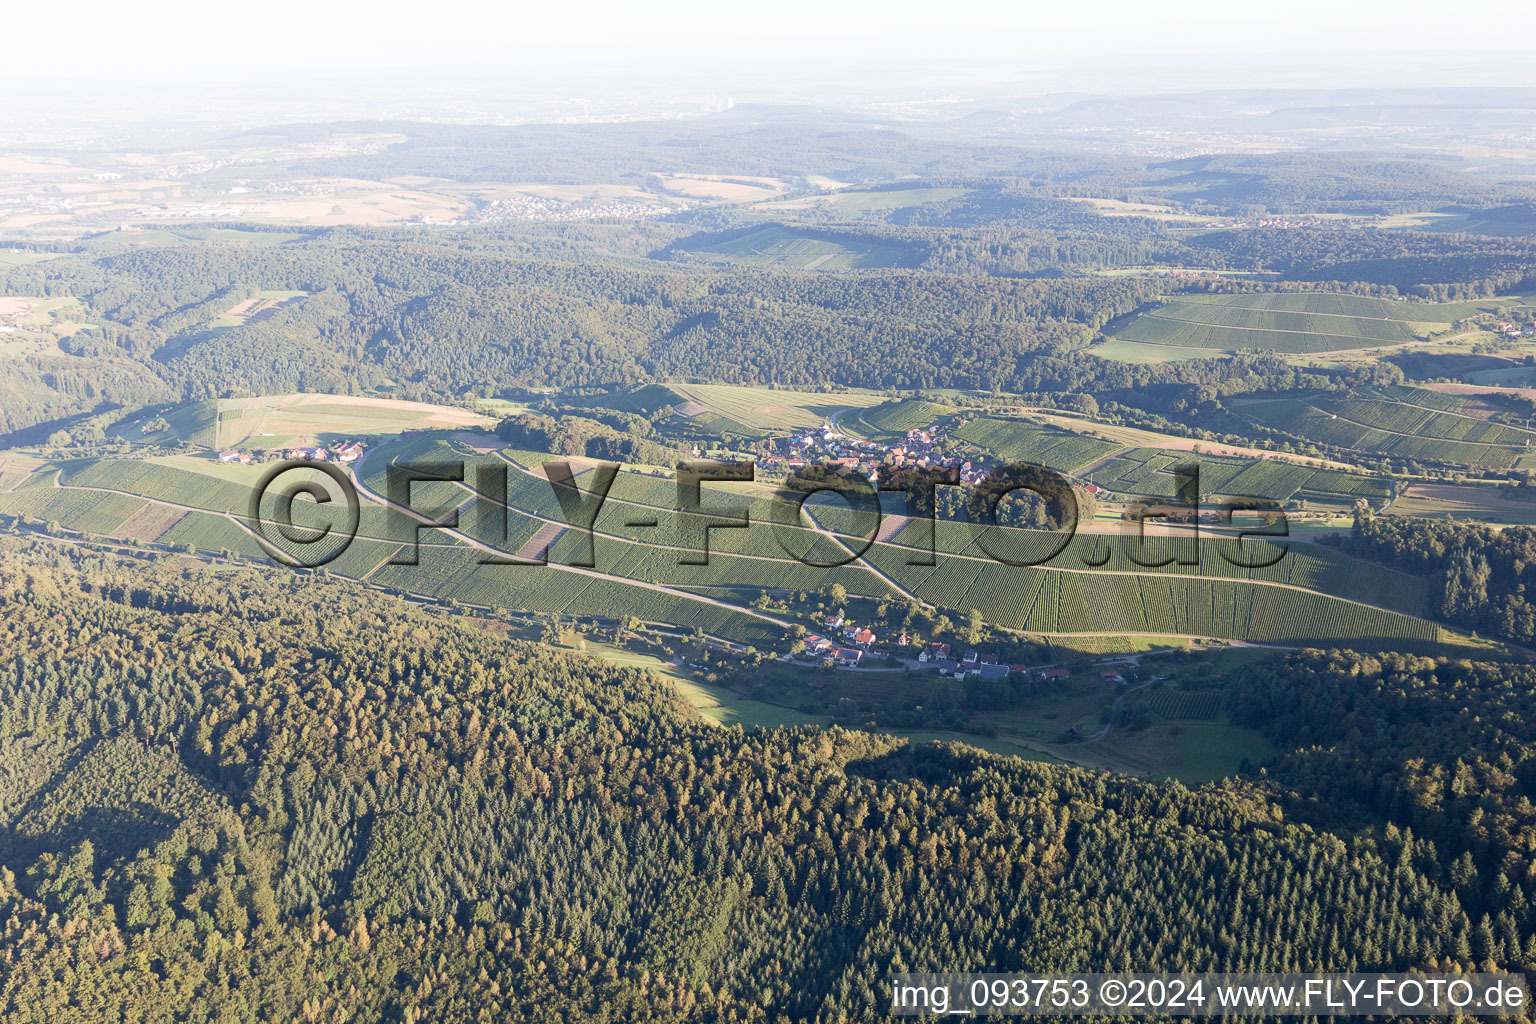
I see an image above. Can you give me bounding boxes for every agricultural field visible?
[603,382,889,434]
[1103,292,1507,357]
[657,174,790,201]
[953,416,1123,473]
[0,252,62,267]
[676,225,918,270]
[1235,385,1536,468]
[1091,338,1220,363]
[1389,481,1536,525]
[115,393,494,449]
[1377,206,1536,237]
[203,289,308,331]
[1065,197,1218,222]
[1088,447,1392,505]
[0,295,92,358]
[852,398,956,436]
[0,429,1466,655]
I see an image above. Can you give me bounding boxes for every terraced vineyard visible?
[855,398,956,435]
[1089,448,1391,504]
[954,416,1122,472]
[1106,291,1503,356]
[0,433,1462,653]
[1146,689,1224,721]
[1237,385,1536,468]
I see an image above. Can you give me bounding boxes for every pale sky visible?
[10,0,1536,81]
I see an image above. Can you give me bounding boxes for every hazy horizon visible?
[4,0,1534,131]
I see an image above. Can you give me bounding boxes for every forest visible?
[4,88,1536,1022]
[1338,505,1536,643]
[0,537,1530,1023]
[3,128,1535,444]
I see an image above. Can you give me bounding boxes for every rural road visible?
[1065,678,1159,745]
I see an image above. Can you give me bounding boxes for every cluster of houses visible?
[800,610,900,666]
[798,611,1045,682]
[757,422,1003,487]
[1459,313,1536,339]
[219,439,366,465]
[917,642,1021,681]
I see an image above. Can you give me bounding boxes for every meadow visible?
[119,393,494,449]
[753,186,969,215]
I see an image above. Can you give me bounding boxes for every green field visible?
[0,429,1471,654]
[1092,338,1223,363]
[0,252,61,267]
[1089,446,1392,505]
[1236,385,1536,469]
[1378,207,1536,237]
[77,227,310,251]
[679,225,917,271]
[852,398,957,435]
[204,289,309,330]
[601,382,889,435]
[1104,292,1506,357]
[115,394,493,449]
[954,415,1123,473]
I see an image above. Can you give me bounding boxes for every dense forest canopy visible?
[3,197,1532,441]
[0,539,1530,1021]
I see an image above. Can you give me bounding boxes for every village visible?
[753,419,1104,495]
[217,439,367,466]
[790,607,1137,690]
